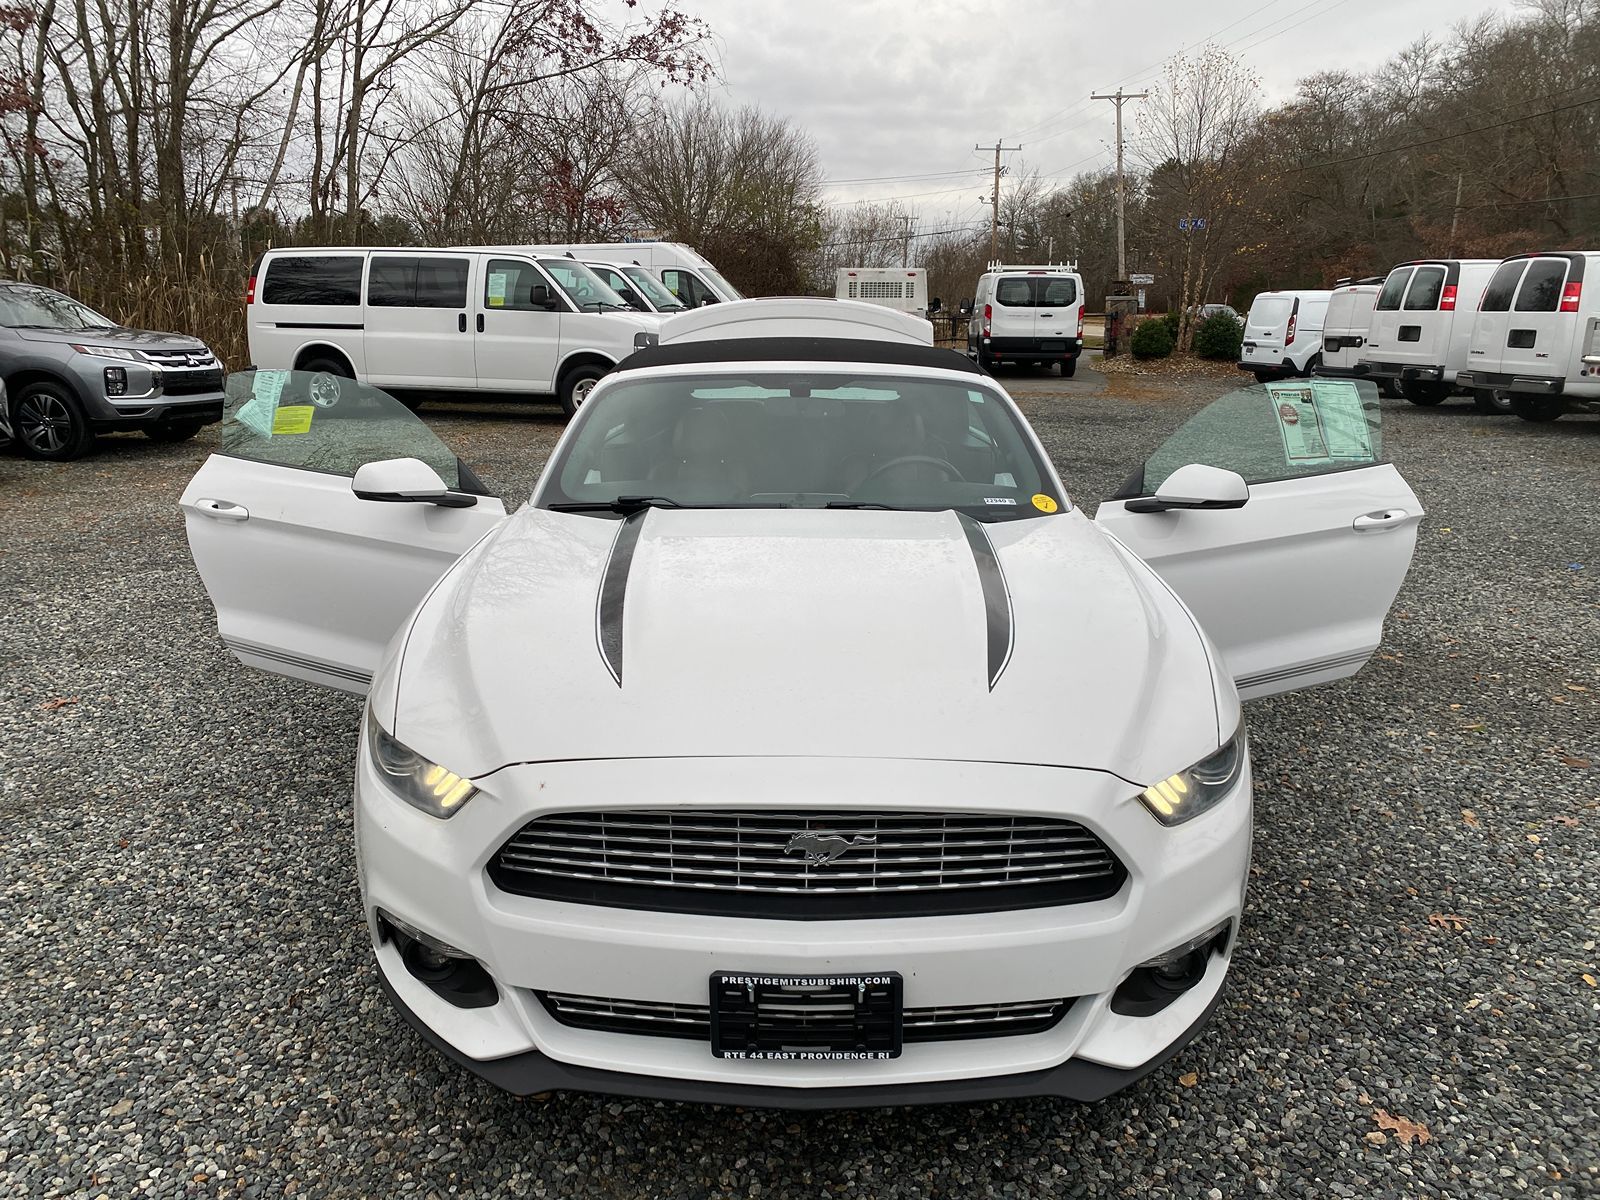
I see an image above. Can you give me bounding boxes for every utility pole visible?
[1091,88,1148,281]
[897,213,918,267]
[975,139,1021,264]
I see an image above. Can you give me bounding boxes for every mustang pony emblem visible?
[784,832,878,866]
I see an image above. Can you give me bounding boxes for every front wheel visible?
[1511,394,1565,422]
[558,364,607,418]
[13,381,94,461]
[1059,357,1077,378]
[1401,380,1449,406]
[1473,388,1513,415]
[144,420,205,443]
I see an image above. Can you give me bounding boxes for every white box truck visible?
[835,267,927,319]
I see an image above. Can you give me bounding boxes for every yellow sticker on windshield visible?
[271,405,314,435]
[1031,493,1059,513]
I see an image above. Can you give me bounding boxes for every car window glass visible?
[1246,295,1293,331]
[1479,261,1525,312]
[1514,259,1567,312]
[261,256,363,306]
[484,259,554,311]
[622,266,685,309]
[1374,268,1412,311]
[414,258,469,308]
[1039,278,1077,306]
[702,267,743,300]
[995,278,1033,307]
[1403,266,1446,310]
[219,369,462,486]
[368,257,417,306]
[539,372,1060,520]
[541,259,628,311]
[1132,380,1383,497]
[0,285,115,329]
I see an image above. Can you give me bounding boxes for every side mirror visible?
[1124,463,1249,513]
[699,296,717,306]
[352,457,477,508]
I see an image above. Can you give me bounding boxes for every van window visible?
[1403,266,1446,311]
[1514,259,1568,312]
[1040,278,1078,307]
[1246,295,1294,331]
[1374,268,1412,312]
[995,278,1033,307]
[993,277,1077,308]
[663,269,715,307]
[484,259,556,311]
[1480,261,1526,312]
[366,256,469,308]
[261,256,363,306]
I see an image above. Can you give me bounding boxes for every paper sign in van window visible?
[487,272,508,307]
[270,405,314,435]
[236,370,288,437]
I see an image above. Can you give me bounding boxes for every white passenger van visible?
[577,261,688,315]
[966,263,1086,376]
[1314,281,1382,383]
[1237,290,1331,380]
[1360,259,1500,410]
[1457,250,1600,422]
[508,242,742,307]
[247,248,661,415]
[834,267,928,319]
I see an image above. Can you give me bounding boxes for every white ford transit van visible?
[1360,259,1500,410]
[967,264,1086,376]
[504,242,742,307]
[247,248,661,415]
[1238,290,1331,380]
[1457,250,1600,422]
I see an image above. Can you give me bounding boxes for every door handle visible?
[1352,508,1409,532]
[458,312,467,333]
[476,313,484,332]
[194,498,249,522]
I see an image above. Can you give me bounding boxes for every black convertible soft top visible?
[615,337,984,376]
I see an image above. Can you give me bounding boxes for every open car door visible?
[179,370,507,692]
[1095,380,1422,699]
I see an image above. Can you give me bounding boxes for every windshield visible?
[538,372,1061,520]
[701,267,743,300]
[0,286,116,331]
[538,259,631,311]
[622,265,687,310]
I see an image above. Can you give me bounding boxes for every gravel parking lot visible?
[2,366,1596,1199]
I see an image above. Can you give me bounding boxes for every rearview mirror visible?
[352,457,477,508]
[1124,463,1248,514]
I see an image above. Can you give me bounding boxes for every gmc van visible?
[1360,259,1501,410]
[248,248,661,415]
[1457,251,1600,422]
[967,264,1086,376]
[501,242,742,307]
[1238,290,1331,380]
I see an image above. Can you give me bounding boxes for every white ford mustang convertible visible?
[180,300,1421,1107]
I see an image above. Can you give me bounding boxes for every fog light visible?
[376,909,499,1009]
[105,366,127,396]
[1111,921,1232,1018]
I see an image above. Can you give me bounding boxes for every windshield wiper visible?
[550,495,684,514]
[823,501,905,510]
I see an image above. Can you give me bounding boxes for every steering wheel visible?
[860,455,965,486]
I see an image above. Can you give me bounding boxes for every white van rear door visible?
[1242,294,1293,366]
[1501,256,1579,381]
[1468,259,1529,375]
[1036,275,1079,346]
[1364,267,1412,363]
[990,276,1035,339]
[1395,264,1449,364]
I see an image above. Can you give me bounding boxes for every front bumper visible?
[355,747,1252,1105]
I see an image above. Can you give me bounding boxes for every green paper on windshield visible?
[236,370,288,437]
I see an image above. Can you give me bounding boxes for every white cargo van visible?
[1457,250,1600,422]
[1238,290,1331,380]
[835,267,927,319]
[967,263,1086,376]
[578,261,688,314]
[499,242,742,307]
[1360,259,1500,410]
[248,248,661,416]
[1314,282,1381,382]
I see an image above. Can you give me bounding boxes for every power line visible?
[821,168,987,186]
[820,223,985,249]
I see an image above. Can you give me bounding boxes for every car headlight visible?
[365,708,479,819]
[1137,724,1245,826]
[70,344,144,362]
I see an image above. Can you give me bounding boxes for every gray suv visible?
[0,283,225,461]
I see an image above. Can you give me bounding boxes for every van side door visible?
[363,253,477,390]
[474,256,561,393]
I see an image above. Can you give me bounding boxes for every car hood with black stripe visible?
[386,505,1225,784]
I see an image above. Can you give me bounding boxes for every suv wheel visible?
[1511,394,1565,422]
[145,420,206,443]
[559,364,607,418]
[13,381,93,461]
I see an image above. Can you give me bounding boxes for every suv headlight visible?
[70,344,145,362]
[1137,724,1245,826]
[365,708,479,819]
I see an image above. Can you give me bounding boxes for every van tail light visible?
[245,275,257,305]
[1560,281,1582,313]
[1440,284,1457,311]
[1285,311,1298,346]
[983,303,992,338]
[1077,310,1084,337]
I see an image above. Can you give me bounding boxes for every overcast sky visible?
[681,0,1525,232]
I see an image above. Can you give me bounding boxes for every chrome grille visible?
[488,810,1125,918]
[539,991,1074,1043]
[144,346,218,369]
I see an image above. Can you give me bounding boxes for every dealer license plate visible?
[710,972,903,1060]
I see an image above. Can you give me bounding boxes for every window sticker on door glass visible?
[487,272,508,307]
[1307,379,1376,461]
[1265,384,1331,464]
[270,405,314,435]
[236,370,288,436]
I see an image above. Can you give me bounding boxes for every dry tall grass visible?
[56,253,249,368]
